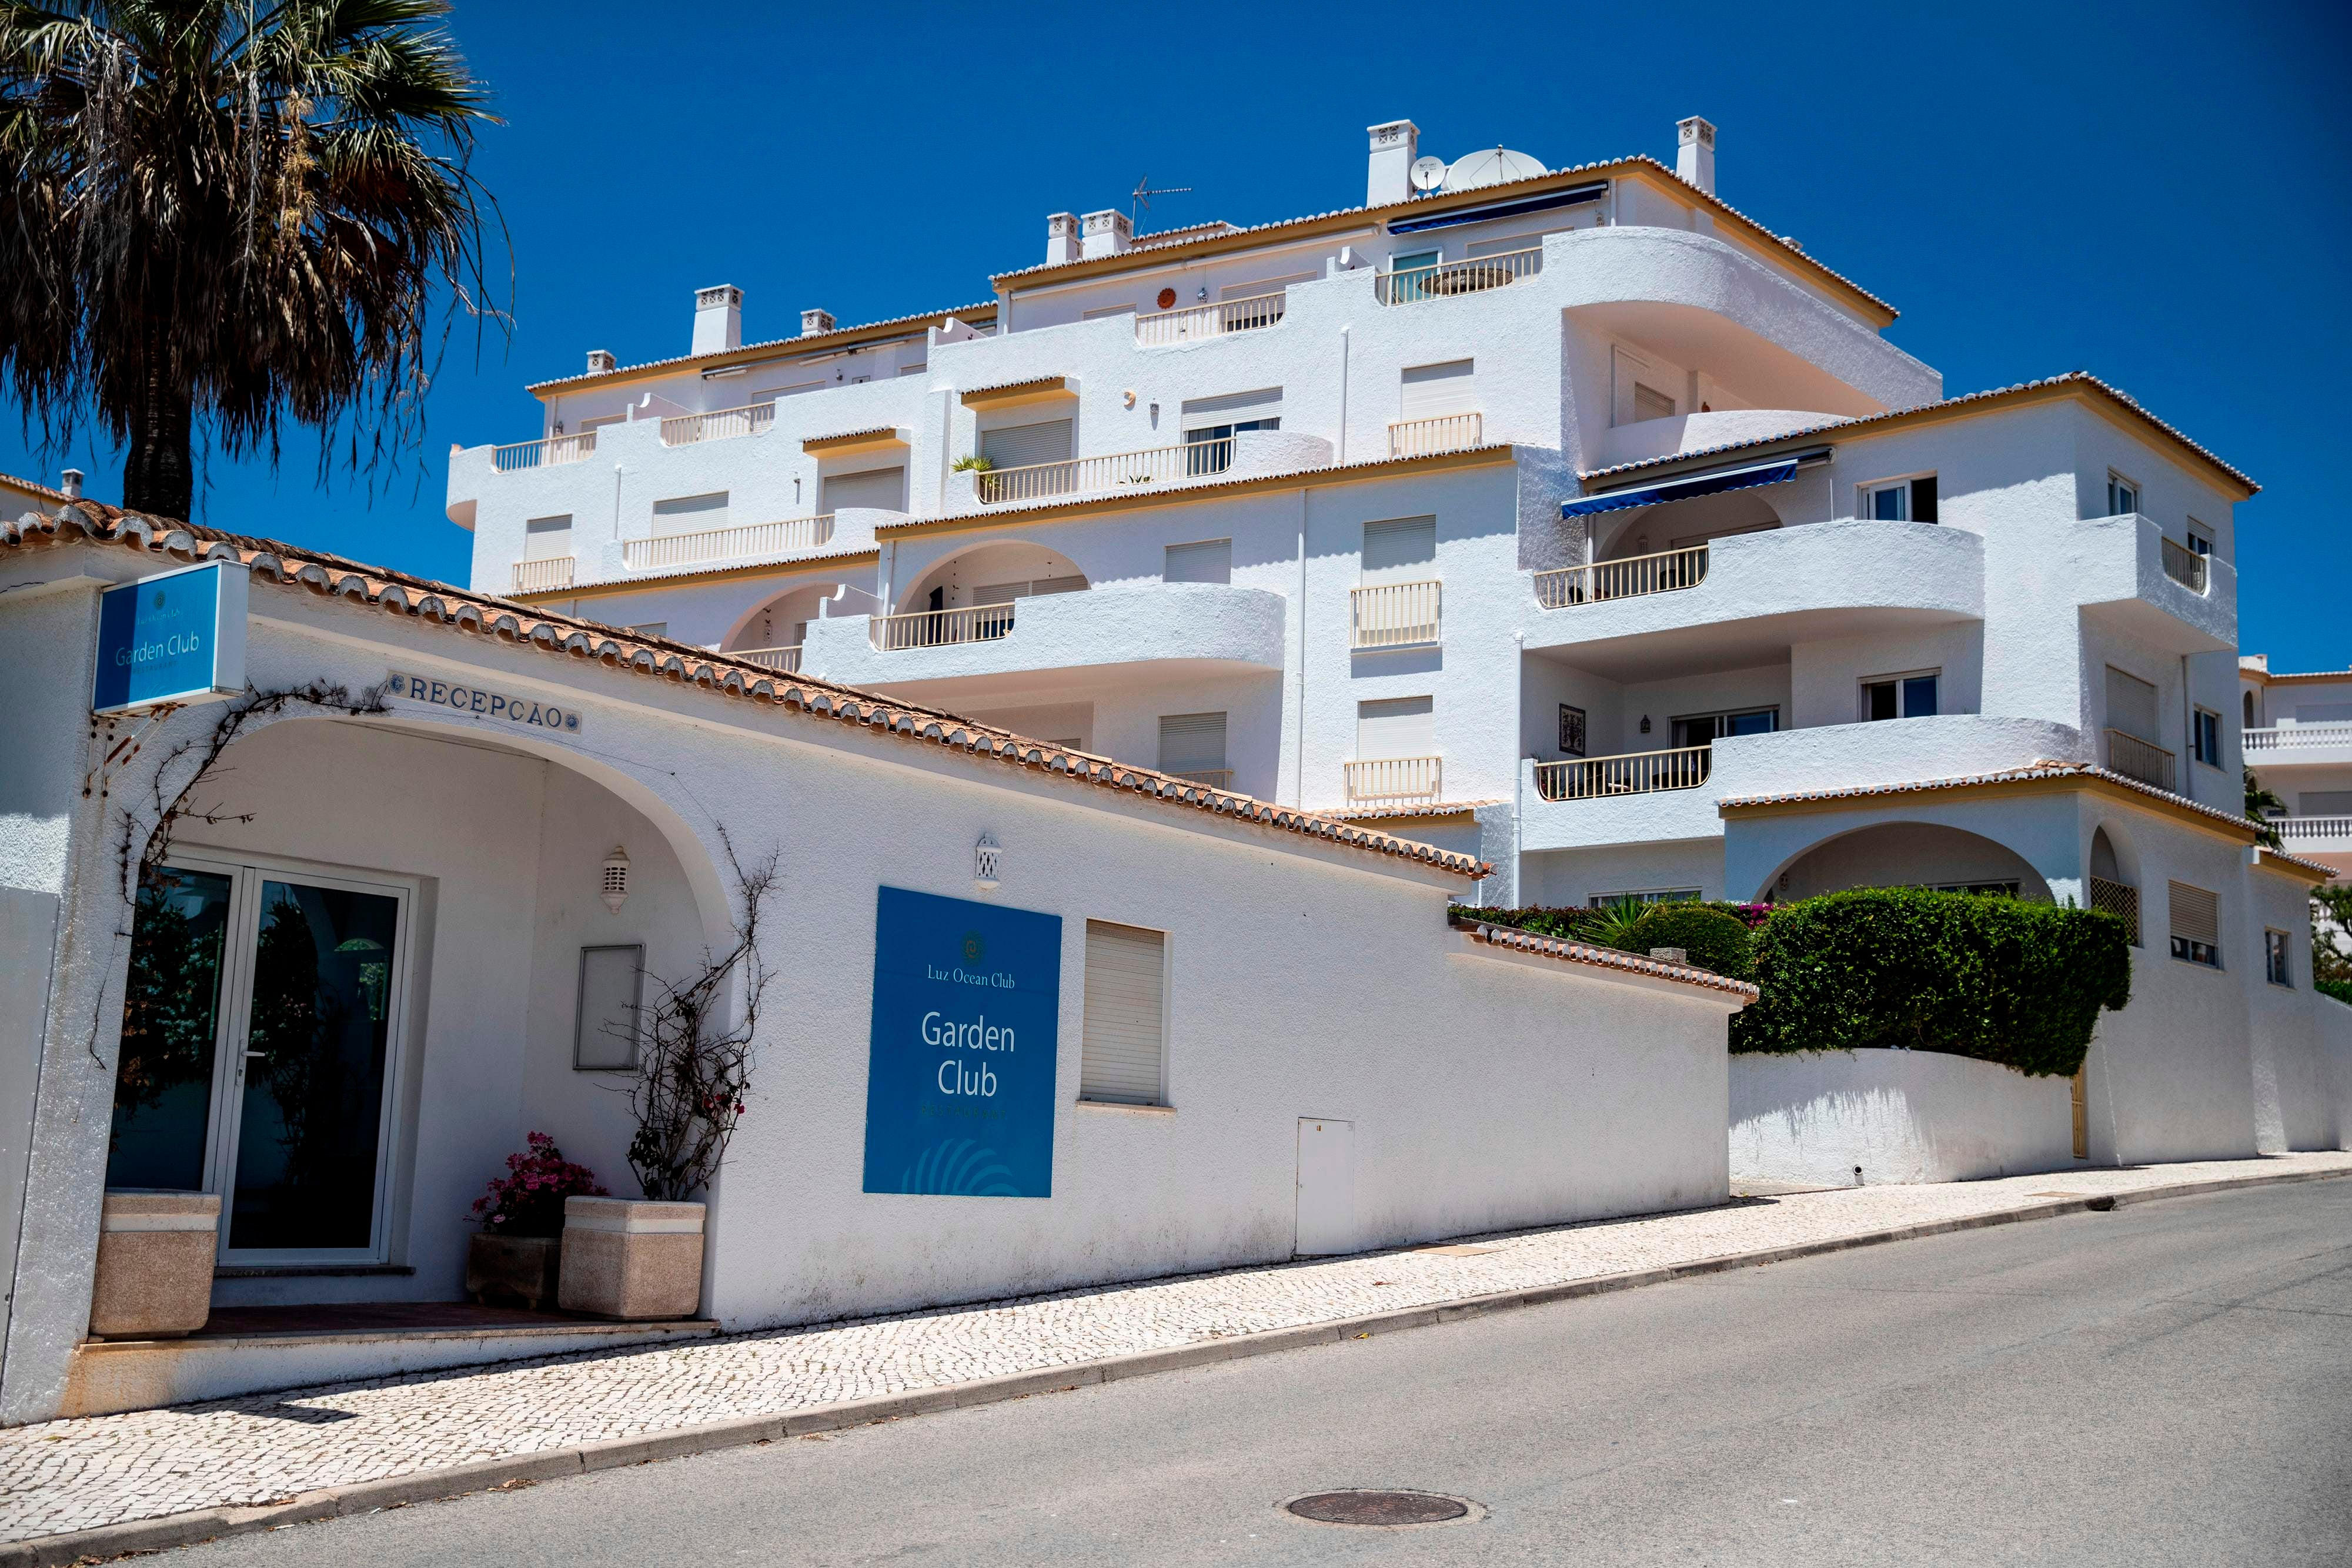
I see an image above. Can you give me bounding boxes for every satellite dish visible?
[1444,146,1545,192]
[1409,155,1448,193]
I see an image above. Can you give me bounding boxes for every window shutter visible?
[819,466,906,513]
[2169,881,2219,947]
[1361,516,1437,579]
[1910,474,1939,523]
[980,419,1073,470]
[1164,539,1233,584]
[1081,921,1165,1106]
[2105,666,2161,741]
[973,582,1025,608]
[2299,790,2352,815]
[1399,360,1476,421]
[1030,574,1087,597]
[1180,387,1283,431]
[652,492,728,534]
[1633,383,1678,422]
[1357,696,1435,758]
[524,514,574,560]
[1157,712,1227,773]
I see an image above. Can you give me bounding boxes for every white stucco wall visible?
[1729,1048,2076,1186]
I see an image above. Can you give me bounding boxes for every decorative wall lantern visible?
[1639,716,1652,735]
[974,833,1002,891]
[601,846,631,913]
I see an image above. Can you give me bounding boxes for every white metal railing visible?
[1170,768,1235,790]
[660,402,775,447]
[1388,412,1483,459]
[510,556,576,594]
[2160,536,2210,594]
[974,437,1233,506]
[493,431,596,473]
[2244,725,2352,753]
[2104,728,2177,792]
[623,514,835,572]
[1132,292,1287,347]
[1374,246,1542,306]
[1344,755,1442,803]
[2278,815,2352,842]
[733,644,802,673]
[870,603,1022,651]
[1350,580,1442,649]
[1532,544,1710,609]
[2088,875,2141,945]
[1534,745,1713,802]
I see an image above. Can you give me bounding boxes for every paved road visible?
[174,1181,2351,1566]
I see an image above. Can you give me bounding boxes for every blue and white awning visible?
[1561,448,1831,520]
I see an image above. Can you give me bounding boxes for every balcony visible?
[623,515,836,574]
[2277,816,2352,850]
[2159,536,2209,594]
[973,437,1234,506]
[492,432,597,473]
[2104,729,2177,793]
[1132,293,1285,347]
[1533,745,1712,802]
[870,602,1018,651]
[660,402,775,447]
[510,556,576,594]
[1532,544,1708,610]
[2244,725,2352,768]
[733,644,802,674]
[1373,246,1541,306]
[1388,413,1483,459]
[1344,755,1442,805]
[2070,513,2234,653]
[1349,580,1441,650]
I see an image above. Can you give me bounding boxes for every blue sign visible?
[862,887,1063,1198]
[92,561,248,714]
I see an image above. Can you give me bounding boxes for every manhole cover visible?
[1283,1490,1475,1527]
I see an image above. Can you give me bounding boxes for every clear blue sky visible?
[6,0,2347,668]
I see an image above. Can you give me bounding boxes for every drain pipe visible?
[2180,652,2196,805]
[1294,483,1309,807]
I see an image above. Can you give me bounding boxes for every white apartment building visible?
[2243,656,2352,882]
[447,116,2344,1165]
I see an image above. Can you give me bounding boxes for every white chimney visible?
[1366,119,1419,208]
[586,349,616,374]
[801,307,836,336]
[691,285,742,355]
[1676,116,1717,196]
[1080,209,1132,259]
[59,468,82,501]
[1045,212,1080,266]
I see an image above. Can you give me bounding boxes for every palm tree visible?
[0,1,502,521]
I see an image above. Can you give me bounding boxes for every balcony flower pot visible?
[88,1191,219,1340]
[466,1232,563,1310]
[558,1196,704,1320]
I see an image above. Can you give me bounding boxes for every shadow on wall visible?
[1729,1048,2077,1187]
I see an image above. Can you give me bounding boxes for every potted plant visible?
[89,1191,220,1339]
[466,1133,606,1310]
[562,850,776,1320]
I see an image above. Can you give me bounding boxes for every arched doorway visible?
[1761,821,2052,904]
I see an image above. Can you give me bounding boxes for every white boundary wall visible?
[1729,1049,2076,1187]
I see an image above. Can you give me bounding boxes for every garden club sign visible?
[384,671,583,735]
[91,560,249,714]
[863,886,1062,1199]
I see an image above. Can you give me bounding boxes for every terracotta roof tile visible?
[1328,800,1505,821]
[1452,915,1759,1000]
[1718,758,2266,841]
[525,302,998,394]
[522,541,884,600]
[6,504,1488,880]
[0,470,66,503]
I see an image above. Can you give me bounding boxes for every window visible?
[2244,691,2257,728]
[1632,383,1678,422]
[897,362,927,376]
[2104,666,2161,742]
[574,945,644,1071]
[1588,888,1700,908]
[1400,360,1476,422]
[1863,475,1938,523]
[978,419,1073,471]
[523,514,573,560]
[1080,303,1137,319]
[1164,539,1232,585]
[2169,881,2220,967]
[1081,921,1166,1106]
[2301,790,2352,815]
[2266,928,2293,987]
[1361,515,1438,580]
[1670,707,1778,748]
[2186,520,2213,557]
[820,465,907,513]
[1357,696,1435,758]
[2107,473,2141,517]
[1157,712,1228,784]
[652,492,727,535]
[1863,670,1940,721]
[2191,707,2223,768]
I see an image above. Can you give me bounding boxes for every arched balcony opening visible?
[878,542,1089,651]
[1759,822,2052,906]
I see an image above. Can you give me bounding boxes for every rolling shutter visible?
[979,419,1073,470]
[2168,881,2219,948]
[1157,712,1227,774]
[652,492,727,535]
[1362,516,1437,580]
[1164,539,1232,584]
[820,466,906,513]
[524,514,573,560]
[1357,696,1435,758]
[1180,387,1282,431]
[2105,666,2161,741]
[1400,360,1475,421]
[974,575,1088,607]
[1081,921,1165,1106]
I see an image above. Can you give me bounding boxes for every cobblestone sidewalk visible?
[5,1152,2347,1546]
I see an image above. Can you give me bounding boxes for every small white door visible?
[1295,1118,1355,1256]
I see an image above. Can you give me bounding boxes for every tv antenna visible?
[1130,175,1192,225]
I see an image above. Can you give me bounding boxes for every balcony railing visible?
[1132,293,1286,347]
[870,602,1021,651]
[1388,412,1483,458]
[1374,246,1542,306]
[975,436,1233,506]
[2087,874,2141,945]
[1168,767,1235,790]
[1532,544,1710,609]
[510,556,576,594]
[733,644,802,674]
[623,514,835,573]
[1344,755,1442,804]
[2244,724,2352,753]
[493,431,596,473]
[1534,745,1713,802]
[2104,728,2177,792]
[660,402,775,447]
[1350,579,1442,649]
[2160,536,2210,594]
[2277,815,2352,843]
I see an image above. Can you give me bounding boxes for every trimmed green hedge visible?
[1732,888,2132,1077]
[1619,904,1755,982]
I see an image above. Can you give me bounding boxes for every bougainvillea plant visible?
[469,1133,607,1238]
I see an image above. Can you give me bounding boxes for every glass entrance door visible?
[107,858,410,1263]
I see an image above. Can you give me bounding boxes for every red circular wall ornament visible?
[1157,287,1177,310]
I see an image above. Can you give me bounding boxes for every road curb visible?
[9,1161,2344,1566]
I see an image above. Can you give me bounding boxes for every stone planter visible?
[558,1197,704,1320]
[89,1191,220,1340]
[466,1232,562,1310]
